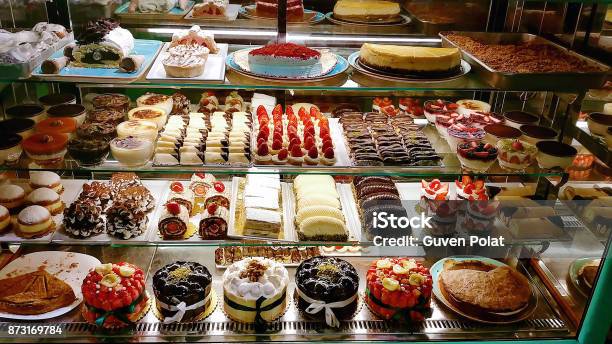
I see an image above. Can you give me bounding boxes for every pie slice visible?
[0,270,76,315]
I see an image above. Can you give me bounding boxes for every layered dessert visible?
[457,141,498,172]
[333,0,400,22]
[237,174,282,238]
[519,125,558,145]
[223,258,289,324]
[456,99,491,116]
[46,104,87,126]
[110,136,154,167]
[256,0,304,21]
[434,112,472,139]
[455,177,487,201]
[295,257,359,327]
[535,141,577,169]
[71,18,134,68]
[35,117,77,137]
[423,99,458,124]
[248,43,322,77]
[365,258,432,322]
[447,125,485,153]
[82,263,149,328]
[16,205,55,238]
[128,106,168,130]
[469,112,504,129]
[76,121,117,141]
[153,261,212,323]
[68,138,110,166]
[503,111,539,129]
[496,139,537,170]
[483,124,521,145]
[0,270,75,316]
[5,104,46,123]
[294,175,348,241]
[0,118,36,139]
[92,93,130,113]
[116,120,158,142]
[399,98,424,118]
[359,44,461,75]
[22,133,68,167]
[25,187,64,215]
[136,93,173,116]
[372,97,393,112]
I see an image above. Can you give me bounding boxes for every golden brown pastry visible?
[0,270,76,315]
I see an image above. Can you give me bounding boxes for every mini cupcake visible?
[496,139,537,171]
[0,134,23,166]
[30,171,63,194]
[46,104,87,126]
[0,205,11,233]
[22,133,68,167]
[16,205,55,238]
[457,141,498,172]
[0,184,26,212]
[26,187,64,215]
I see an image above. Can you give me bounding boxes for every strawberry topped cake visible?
[455,176,487,201]
[399,98,424,118]
[496,139,537,170]
[423,99,458,124]
[457,141,498,172]
[253,104,336,166]
[365,258,432,322]
[248,43,322,77]
[82,262,149,328]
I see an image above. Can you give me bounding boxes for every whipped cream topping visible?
[223,258,288,300]
[163,53,206,68]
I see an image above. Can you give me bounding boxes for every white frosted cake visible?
[241,174,282,237]
[247,43,322,77]
[223,258,289,323]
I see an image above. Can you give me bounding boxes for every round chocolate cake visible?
[152,261,212,323]
[295,256,359,326]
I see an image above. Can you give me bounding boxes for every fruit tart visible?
[457,141,498,172]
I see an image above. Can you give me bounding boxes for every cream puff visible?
[26,187,65,215]
[0,184,26,212]
[30,171,63,194]
[16,205,55,238]
[0,205,11,233]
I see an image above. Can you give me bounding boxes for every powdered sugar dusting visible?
[18,205,51,224]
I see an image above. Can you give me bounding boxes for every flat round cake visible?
[333,0,401,22]
[359,43,461,75]
[247,43,322,77]
[153,261,212,323]
[295,256,359,327]
[223,258,289,324]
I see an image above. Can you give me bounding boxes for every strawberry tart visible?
[82,262,149,328]
[457,141,498,172]
[423,99,458,124]
[247,43,322,78]
[365,258,432,322]
[253,104,336,166]
[496,139,537,171]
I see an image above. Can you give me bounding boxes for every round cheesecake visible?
[333,0,400,22]
[359,43,461,74]
[223,258,289,324]
[295,256,359,327]
[153,261,212,323]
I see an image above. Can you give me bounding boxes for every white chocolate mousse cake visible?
[223,258,289,324]
[248,43,322,77]
[333,0,400,22]
[359,43,461,75]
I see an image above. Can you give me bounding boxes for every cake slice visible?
[334,0,400,22]
[359,43,461,74]
[244,208,281,234]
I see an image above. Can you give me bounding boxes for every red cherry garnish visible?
[277,148,288,160]
[170,182,184,192]
[166,202,181,215]
[213,181,225,192]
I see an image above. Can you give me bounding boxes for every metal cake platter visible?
[325,13,411,26]
[348,51,471,83]
[226,47,349,83]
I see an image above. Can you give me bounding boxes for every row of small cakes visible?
[83,256,431,329]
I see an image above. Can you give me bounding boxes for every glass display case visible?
[0,0,610,343]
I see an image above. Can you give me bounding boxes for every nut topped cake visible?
[153,261,213,323]
[223,257,289,324]
[295,256,359,327]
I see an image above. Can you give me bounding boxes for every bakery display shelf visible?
[0,245,572,343]
[439,32,610,91]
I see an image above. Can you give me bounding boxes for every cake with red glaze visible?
[81,262,149,328]
[256,0,304,21]
[248,43,322,77]
[365,257,432,322]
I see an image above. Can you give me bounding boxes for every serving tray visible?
[439,31,610,91]
[114,1,194,19]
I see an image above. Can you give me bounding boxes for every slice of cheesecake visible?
[359,43,461,74]
[333,0,400,22]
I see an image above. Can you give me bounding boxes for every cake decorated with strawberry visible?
[365,258,432,322]
[496,139,537,170]
[248,43,322,78]
[372,97,393,112]
[469,111,504,128]
[420,179,449,203]
[399,98,424,118]
[158,201,189,240]
[420,179,457,221]
[435,112,472,139]
[423,99,458,124]
[253,104,336,166]
[81,262,149,328]
[455,176,487,201]
[457,141,498,172]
